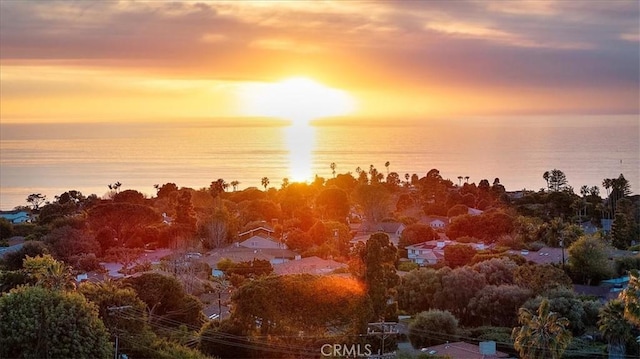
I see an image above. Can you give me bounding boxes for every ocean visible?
[1,115,638,210]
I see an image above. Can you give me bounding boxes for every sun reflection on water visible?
[284,121,315,183]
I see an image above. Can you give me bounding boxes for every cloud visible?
[0,0,637,116]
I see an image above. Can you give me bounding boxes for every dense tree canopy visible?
[87,202,161,246]
[398,268,442,314]
[513,264,572,295]
[0,285,112,359]
[568,235,614,285]
[446,210,515,242]
[125,273,204,328]
[408,309,458,349]
[231,274,369,336]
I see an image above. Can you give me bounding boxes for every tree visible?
[199,318,253,359]
[522,288,588,335]
[598,299,633,359]
[87,202,161,247]
[26,193,46,210]
[543,171,550,191]
[408,309,458,349]
[113,189,146,205]
[0,286,112,359]
[398,223,438,257]
[285,228,314,252]
[568,235,614,285]
[353,184,391,223]
[397,268,442,314]
[443,244,476,268]
[230,180,240,192]
[316,187,350,222]
[512,299,572,359]
[434,266,486,324]
[0,218,14,240]
[620,269,640,326]
[108,181,122,196]
[361,233,399,321]
[547,169,569,192]
[261,177,270,190]
[445,211,514,243]
[125,273,204,328]
[469,285,533,327]
[330,162,337,178]
[231,274,368,337]
[199,208,230,250]
[43,225,100,263]
[514,264,572,295]
[611,208,633,249]
[79,280,150,353]
[23,254,76,291]
[472,257,518,286]
[611,198,638,249]
[156,182,179,199]
[0,240,49,270]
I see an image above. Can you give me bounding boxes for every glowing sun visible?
[238,77,355,124]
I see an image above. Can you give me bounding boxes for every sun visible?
[238,77,356,125]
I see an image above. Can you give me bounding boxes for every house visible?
[420,341,509,359]
[580,221,599,235]
[238,224,275,240]
[509,246,567,265]
[405,241,446,266]
[421,216,448,230]
[573,284,619,302]
[376,222,406,237]
[468,207,484,216]
[574,276,630,301]
[161,213,173,225]
[428,219,446,229]
[273,256,348,276]
[238,235,287,250]
[205,242,300,267]
[0,210,30,224]
[406,240,487,266]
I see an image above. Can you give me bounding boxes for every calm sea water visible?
[1,116,638,210]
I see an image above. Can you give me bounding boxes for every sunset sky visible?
[1,0,638,123]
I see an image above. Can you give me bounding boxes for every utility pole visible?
[367,321,398,359]
[108,305,132,359]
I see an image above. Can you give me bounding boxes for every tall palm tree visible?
[384,161,390,175]
[464,176,469,184]
[457,176,463,186]
[598,299,632,359]
[512,299,572,359]
[230,180,239,192]
[330,162,336,178]
[261,177,270,191]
